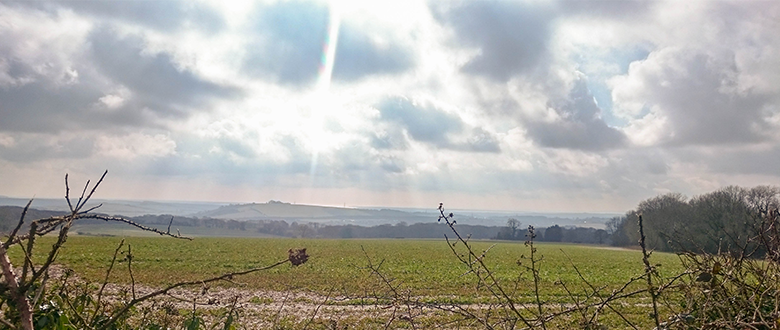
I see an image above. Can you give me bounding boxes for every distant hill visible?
[0,206,65,233]
[0,197,615,228]
[192,200,435,225]
[0,205,611,243]
[0,197,227,217]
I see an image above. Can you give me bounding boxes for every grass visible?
[11,236,683,302]
[4,234,690,328]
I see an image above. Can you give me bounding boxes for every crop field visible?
[9,236,684,328]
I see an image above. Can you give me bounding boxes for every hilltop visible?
[192,200,435,226]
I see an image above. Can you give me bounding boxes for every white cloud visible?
[95,133,176,159]
[0,0,779,212]
[0,4,91,85]
[0,133,14,147]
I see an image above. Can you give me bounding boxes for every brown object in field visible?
[288,248,309,266]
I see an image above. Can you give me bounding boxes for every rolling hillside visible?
[192,200,436,225]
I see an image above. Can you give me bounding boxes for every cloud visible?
[332,22,415,81]
[377,96,462,147]
[0,78,108,132]
[1,0,779,212]
[0,5,240,133]
[671,145,780,178]
[137,132,311,181]
[88,27,242,118]
[10,1,225,33]
[376,96,500,152]
[525,78,627,150]
[242,1,415,85]
[96,133,176,160]
[134,130,412,191]
[371,130,408,150]
[559,0,654,20]
[433,1,554,81]
[612,47,774,146]
[0,133,94,163]
[465,128,501,153]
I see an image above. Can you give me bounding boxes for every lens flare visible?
[309,4,341,177]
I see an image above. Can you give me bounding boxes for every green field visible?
[13,236,682,299]
[6,235,687,328]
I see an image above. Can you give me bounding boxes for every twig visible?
[273,289,293,326]
[91,239,125,324]
[0,316,16,329]
[99,258,293,330]
[77,170,108,210]
[79,214,192,240]
[638,214,661,328]
[525,226,547,330]
[0,243,33,330]
[303,287,333,330]
[20,222,37,282]
[65,173,74,213]
[3,199,32,248]
[25,216,73,287]
[438,204,534,328]
[128,244,136,300]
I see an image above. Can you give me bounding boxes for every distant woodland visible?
[2,184,774,251]
[606,185,779,255]
[0,206,608,244]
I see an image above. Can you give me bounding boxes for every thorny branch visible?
[0,171,309,329]
[99,252,307,330]
[439,203,536,328]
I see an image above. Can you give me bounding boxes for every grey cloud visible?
[242,1,414,85]
[329,145,406,176]
[0,135,94,163]
[330,144,370,172]
[321,145,408,189]
[433,1,554,81]
[2,58,35,82]
[626,50,773,146]
[371,130,408,150]
[9,1,224,33]
[379,157,405,173]
[141,133,406,189]
[526,79,627,150]
[0,25,241,133]
[0,78,105,132]
[675,146,780,177]
[0,56,159,132]
[643,157,669,176]
[332,25,414,81]
[462,128,500,153]
[216,136,257,159]
[376,96,501,152]
[144,134,311,180]
[558,0,654,19]
[88,28,242,118]
[242,2,327,85]
[604,149,670,177]
[377,96,462,147]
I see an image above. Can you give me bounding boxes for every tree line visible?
[607,185,779,255]
[494,218,609,244]
[0,207,612,242]
[8,182,771,251]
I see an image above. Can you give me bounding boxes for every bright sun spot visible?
[308,0,342,176]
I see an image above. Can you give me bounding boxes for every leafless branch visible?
[3,199,32,248]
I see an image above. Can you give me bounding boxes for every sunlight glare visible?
[308,0,342,177]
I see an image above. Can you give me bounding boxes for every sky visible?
[0,0,779,213]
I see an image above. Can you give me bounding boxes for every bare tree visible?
[0,171,308,329]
